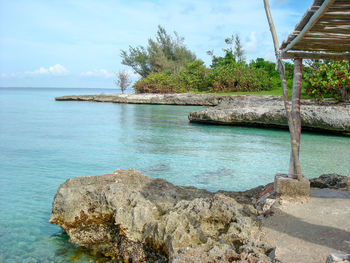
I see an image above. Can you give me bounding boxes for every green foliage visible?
[121,26,196,77]
[174,60,211,92]
[284,62,294,80]
[209,51,236,69]
[249,58,294,90]
[133,72,177,93]
[233,34,245,64]
[133,60,210,93]
[128,33,326,95]
[249,58,278,78]
[120,46,151,78]
[209,64,271,92]
[132,35,273,94]
[133,60,271,93]
[304,60,350,101]
[208,34,245,68]
[200,35,270,92]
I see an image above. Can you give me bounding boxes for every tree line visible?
[116,26,349,101]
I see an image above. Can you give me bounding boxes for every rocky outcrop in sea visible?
[49,169,275,263]
[188,96,350,135]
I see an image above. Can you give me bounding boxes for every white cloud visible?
[35,67,49,74]
[48,64,68,75]
[245,32,258,54]
[25,64,68,75]
[0,72,20,78]
[81,69,114,78]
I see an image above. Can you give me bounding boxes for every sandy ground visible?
[262,188,350,263]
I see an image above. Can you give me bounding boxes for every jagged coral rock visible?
[50,169,273,262]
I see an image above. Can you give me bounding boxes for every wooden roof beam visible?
[281,51,350,60]
[282,0,337,53]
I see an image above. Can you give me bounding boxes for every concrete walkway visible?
[262,188,350,263]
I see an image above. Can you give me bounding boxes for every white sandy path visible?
[262,188,350,263]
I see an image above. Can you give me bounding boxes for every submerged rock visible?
[50,169,274,262]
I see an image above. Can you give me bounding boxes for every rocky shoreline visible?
[55,93,225,106]
[49,169,349,263]
[188,96,350,136]
[55,93,350,135]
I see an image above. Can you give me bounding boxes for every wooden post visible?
[263,0,303,179]
[289,58,303,179]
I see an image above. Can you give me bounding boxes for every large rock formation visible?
[188,96,350,135]
[50,169,274,262]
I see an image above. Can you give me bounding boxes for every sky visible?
[0,0,313,88]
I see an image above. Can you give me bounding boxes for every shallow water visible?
[0,87,349,262]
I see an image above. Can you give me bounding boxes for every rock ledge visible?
[55,93,226,106]
[188,96,350,135]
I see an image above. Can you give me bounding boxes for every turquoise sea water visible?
[0,87,349,262]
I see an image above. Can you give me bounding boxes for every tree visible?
[115,70,131,94]
[207,34,245,68]
[233,34,245,64]
[120,47,151,77]
[121,26,196,77]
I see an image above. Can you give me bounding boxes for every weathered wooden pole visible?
[263,0,303,179]
[289,58,303,178]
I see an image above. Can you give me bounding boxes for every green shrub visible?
[209,64,271,92]
[133,73,177,93]
[174,60,211,92]
[249,58,294,90]
[133,60,211,93]
[305,60,350,101]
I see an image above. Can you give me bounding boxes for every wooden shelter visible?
[263,0,350,189]
[280,0,350,60]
